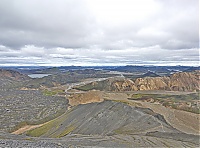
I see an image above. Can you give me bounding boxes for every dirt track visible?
[12,124,44,135]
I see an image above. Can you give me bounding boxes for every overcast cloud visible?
[0,0,199,66]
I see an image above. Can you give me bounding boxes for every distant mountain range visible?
[1,65,199,75]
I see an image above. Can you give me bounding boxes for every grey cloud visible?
[0,0,199,66]
[0,0,96,48]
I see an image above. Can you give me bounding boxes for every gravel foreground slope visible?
[1,101,199,147]
[0,132,199,148]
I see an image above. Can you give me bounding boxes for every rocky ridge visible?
[112,71,199,91]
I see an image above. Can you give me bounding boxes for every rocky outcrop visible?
[68,90,104,106]
[109,71,199,92]
[169,71,199,91]
[111,79,137,91]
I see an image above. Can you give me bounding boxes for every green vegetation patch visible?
[130,93,199,101]
[43,89,64,96]
[76,84,95,91]
[26,121,54,137]
[76,80,110,91]
[26,112,68,137]
[129,93,200,114]
[43,90,57,96]
[56,124,76,138]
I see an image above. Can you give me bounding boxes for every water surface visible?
[28,74,51,78]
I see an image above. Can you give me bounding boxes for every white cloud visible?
[0,45,199,66]
[86,0,160,24]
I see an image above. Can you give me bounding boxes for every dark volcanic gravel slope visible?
[0,133,198,148]
[1,101,199,147]
[0,90,68,131]
[28,101,180,138]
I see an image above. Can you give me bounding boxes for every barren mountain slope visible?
[78,71,200,92]
[0,69,30,81]
[26,101,199,147]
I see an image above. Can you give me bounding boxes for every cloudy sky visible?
[0,0,199,66]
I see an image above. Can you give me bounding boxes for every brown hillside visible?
[105,71,199,92]
[0,69,30,81]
